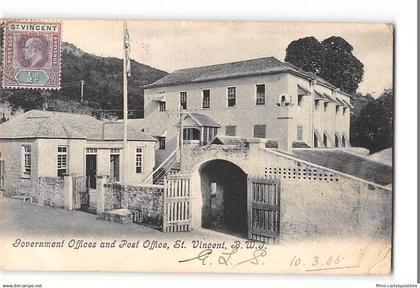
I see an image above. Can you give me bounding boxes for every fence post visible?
[122,184,129,209]
[64,175,73,211]
[96,175,108,215]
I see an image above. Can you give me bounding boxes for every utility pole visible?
[80,80,84,102]
[122,20,129,189]
[179,108,183,169]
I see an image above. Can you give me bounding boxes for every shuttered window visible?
[297,126,303,141]
[57,145,68,177]
[180,92,187,110]
[202,89,210,108]
[253,125,266,138]
[225,125,236,136]
[256,84,265,105]
[227,87,236,107]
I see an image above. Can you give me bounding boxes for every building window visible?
[336,105,340,114]
[57,145,68,177]
[86,148,97,154]
[324,102,328,112]
[225,125,236,136]
[21,145,31,177]
[158,137,166,150]
[202,89,210,109]
[342,135,346,147]
[227,87,236,107]
[323,133,328,147]
[253,124,266,138]
[183,128,200,140]
[314,133,319,148]
[159,101,166,112]
[202,127,218,144]
[256,84,265,105]
[298,95,304,106]
[135,147,143,174]
[297,126,303,141]
[180,92,187,110]
[110,149,120,154]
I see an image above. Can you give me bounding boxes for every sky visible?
[63,20,393,95]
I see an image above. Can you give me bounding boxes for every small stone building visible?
[0,110,156,204]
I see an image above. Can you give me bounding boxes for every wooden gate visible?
[247,177,281,243]
[163,174,191,232]
[73,176,89,209]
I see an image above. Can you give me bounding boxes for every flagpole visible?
[122,20,128,189]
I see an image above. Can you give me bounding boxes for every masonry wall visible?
[278,178,391,241]
[37,177,65,208]
[103,183,164,227]
[36,138,85,177]
[261,149,392,241]
[183,143,391,240]
[0,139,38,197]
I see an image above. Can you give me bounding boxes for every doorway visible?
[110,154,120,182]
[86,154,97,189]
[199,160,247,237]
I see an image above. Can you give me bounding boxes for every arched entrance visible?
[199,159,248,237]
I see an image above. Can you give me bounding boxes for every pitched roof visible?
[297,84,311,96]
[145,56,347,94]
[209,135,247,146]
[290,149,392,186]
[0,110,155,141]
[102,122,156,141]
[185,113,221,127]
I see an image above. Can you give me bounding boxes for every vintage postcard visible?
[0,19,393,274]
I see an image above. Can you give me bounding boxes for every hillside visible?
[0,29,168,119]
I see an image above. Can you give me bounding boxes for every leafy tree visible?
[285,36,364,94]
[350,89,393,153]
[285,37,324,74]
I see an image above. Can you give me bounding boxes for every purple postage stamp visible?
[2,19,62,89]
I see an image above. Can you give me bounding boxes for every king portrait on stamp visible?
[2,20,62,89]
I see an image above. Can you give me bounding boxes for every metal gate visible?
[247,176,281,243]
[163,174,191,232]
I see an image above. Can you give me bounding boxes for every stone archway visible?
[198,159,248,237]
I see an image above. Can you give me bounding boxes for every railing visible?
[143,149,178,184]
[262,148,392,191]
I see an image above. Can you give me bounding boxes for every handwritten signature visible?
[179,248,267,266]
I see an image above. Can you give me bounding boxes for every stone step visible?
[98,208,140,225]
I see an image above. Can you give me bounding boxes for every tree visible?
[285,37,324,74]
[350,89,393,153]
[285,36,364,94]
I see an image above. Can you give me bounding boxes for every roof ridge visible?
[172,56,280,73]
[54,112,73,138]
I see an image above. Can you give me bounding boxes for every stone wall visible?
[126,185,164,227]
[103,183,123,211]
[37,177,65,208]
[278,177,392,241]
[103,183,164,228]
[262,150,392,241]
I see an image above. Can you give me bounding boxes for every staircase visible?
[144,149,179,185]
[153,160,180,185]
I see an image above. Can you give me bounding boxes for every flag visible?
[124,24,131,77]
